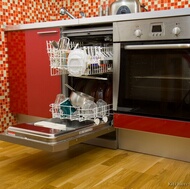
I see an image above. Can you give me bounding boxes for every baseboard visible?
[85,137,118,149]
[118,129,190,162]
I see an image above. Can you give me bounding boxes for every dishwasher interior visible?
[0,24,117,152]
[59,24,117,149]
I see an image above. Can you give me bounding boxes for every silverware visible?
[58,37,70,50]
[51,41,59,49]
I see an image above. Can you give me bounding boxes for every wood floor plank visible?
[0,141,190,189]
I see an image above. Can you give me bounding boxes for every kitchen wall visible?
[0,0,190,132]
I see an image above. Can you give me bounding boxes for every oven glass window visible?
[118,44,190,121]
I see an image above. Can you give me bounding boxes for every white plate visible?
[68,49,87,76]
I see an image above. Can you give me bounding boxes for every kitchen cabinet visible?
[114,113,190,138]
[7,28,61,118]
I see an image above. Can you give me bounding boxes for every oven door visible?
[113,41,190,121]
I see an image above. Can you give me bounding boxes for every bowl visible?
[60,98,76,116]
[70,91,94,107]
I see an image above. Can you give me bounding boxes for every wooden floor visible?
[0,141,190,189]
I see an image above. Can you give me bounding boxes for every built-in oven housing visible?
[113,16,190,137]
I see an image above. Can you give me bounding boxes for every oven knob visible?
[134,29,142,37]
[172,27,181,36]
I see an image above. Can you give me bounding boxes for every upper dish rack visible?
[46,37,113,76]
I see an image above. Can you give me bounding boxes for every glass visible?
[118,43,190,121]
[54,94,65,104]
[82,100,97,119]
[96,99,107,116]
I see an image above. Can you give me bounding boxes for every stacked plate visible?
[67,49,87,76]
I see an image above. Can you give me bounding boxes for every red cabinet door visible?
[8,28,61,118]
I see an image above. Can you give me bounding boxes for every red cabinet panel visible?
[7,28,61,118]
[114,113,190,138]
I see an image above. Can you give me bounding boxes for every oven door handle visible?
[125,44,190,50]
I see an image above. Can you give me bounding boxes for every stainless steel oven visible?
[113,15,190,136]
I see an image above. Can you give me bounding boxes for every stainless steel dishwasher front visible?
[0,119,115,152]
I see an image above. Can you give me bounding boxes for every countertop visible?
[4,8,190,31]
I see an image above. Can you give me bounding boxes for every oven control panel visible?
[150,23,164,37]
[113,15,190,41]
[172,26,181,36]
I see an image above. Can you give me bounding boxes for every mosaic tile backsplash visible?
[0,0,190,132]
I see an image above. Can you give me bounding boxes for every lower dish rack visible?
[50,103,112,125]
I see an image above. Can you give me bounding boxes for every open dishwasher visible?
[0,23,117,152]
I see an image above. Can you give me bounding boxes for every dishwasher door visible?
[0,118,115,152]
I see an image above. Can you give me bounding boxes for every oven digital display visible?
[152,25,162,32]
